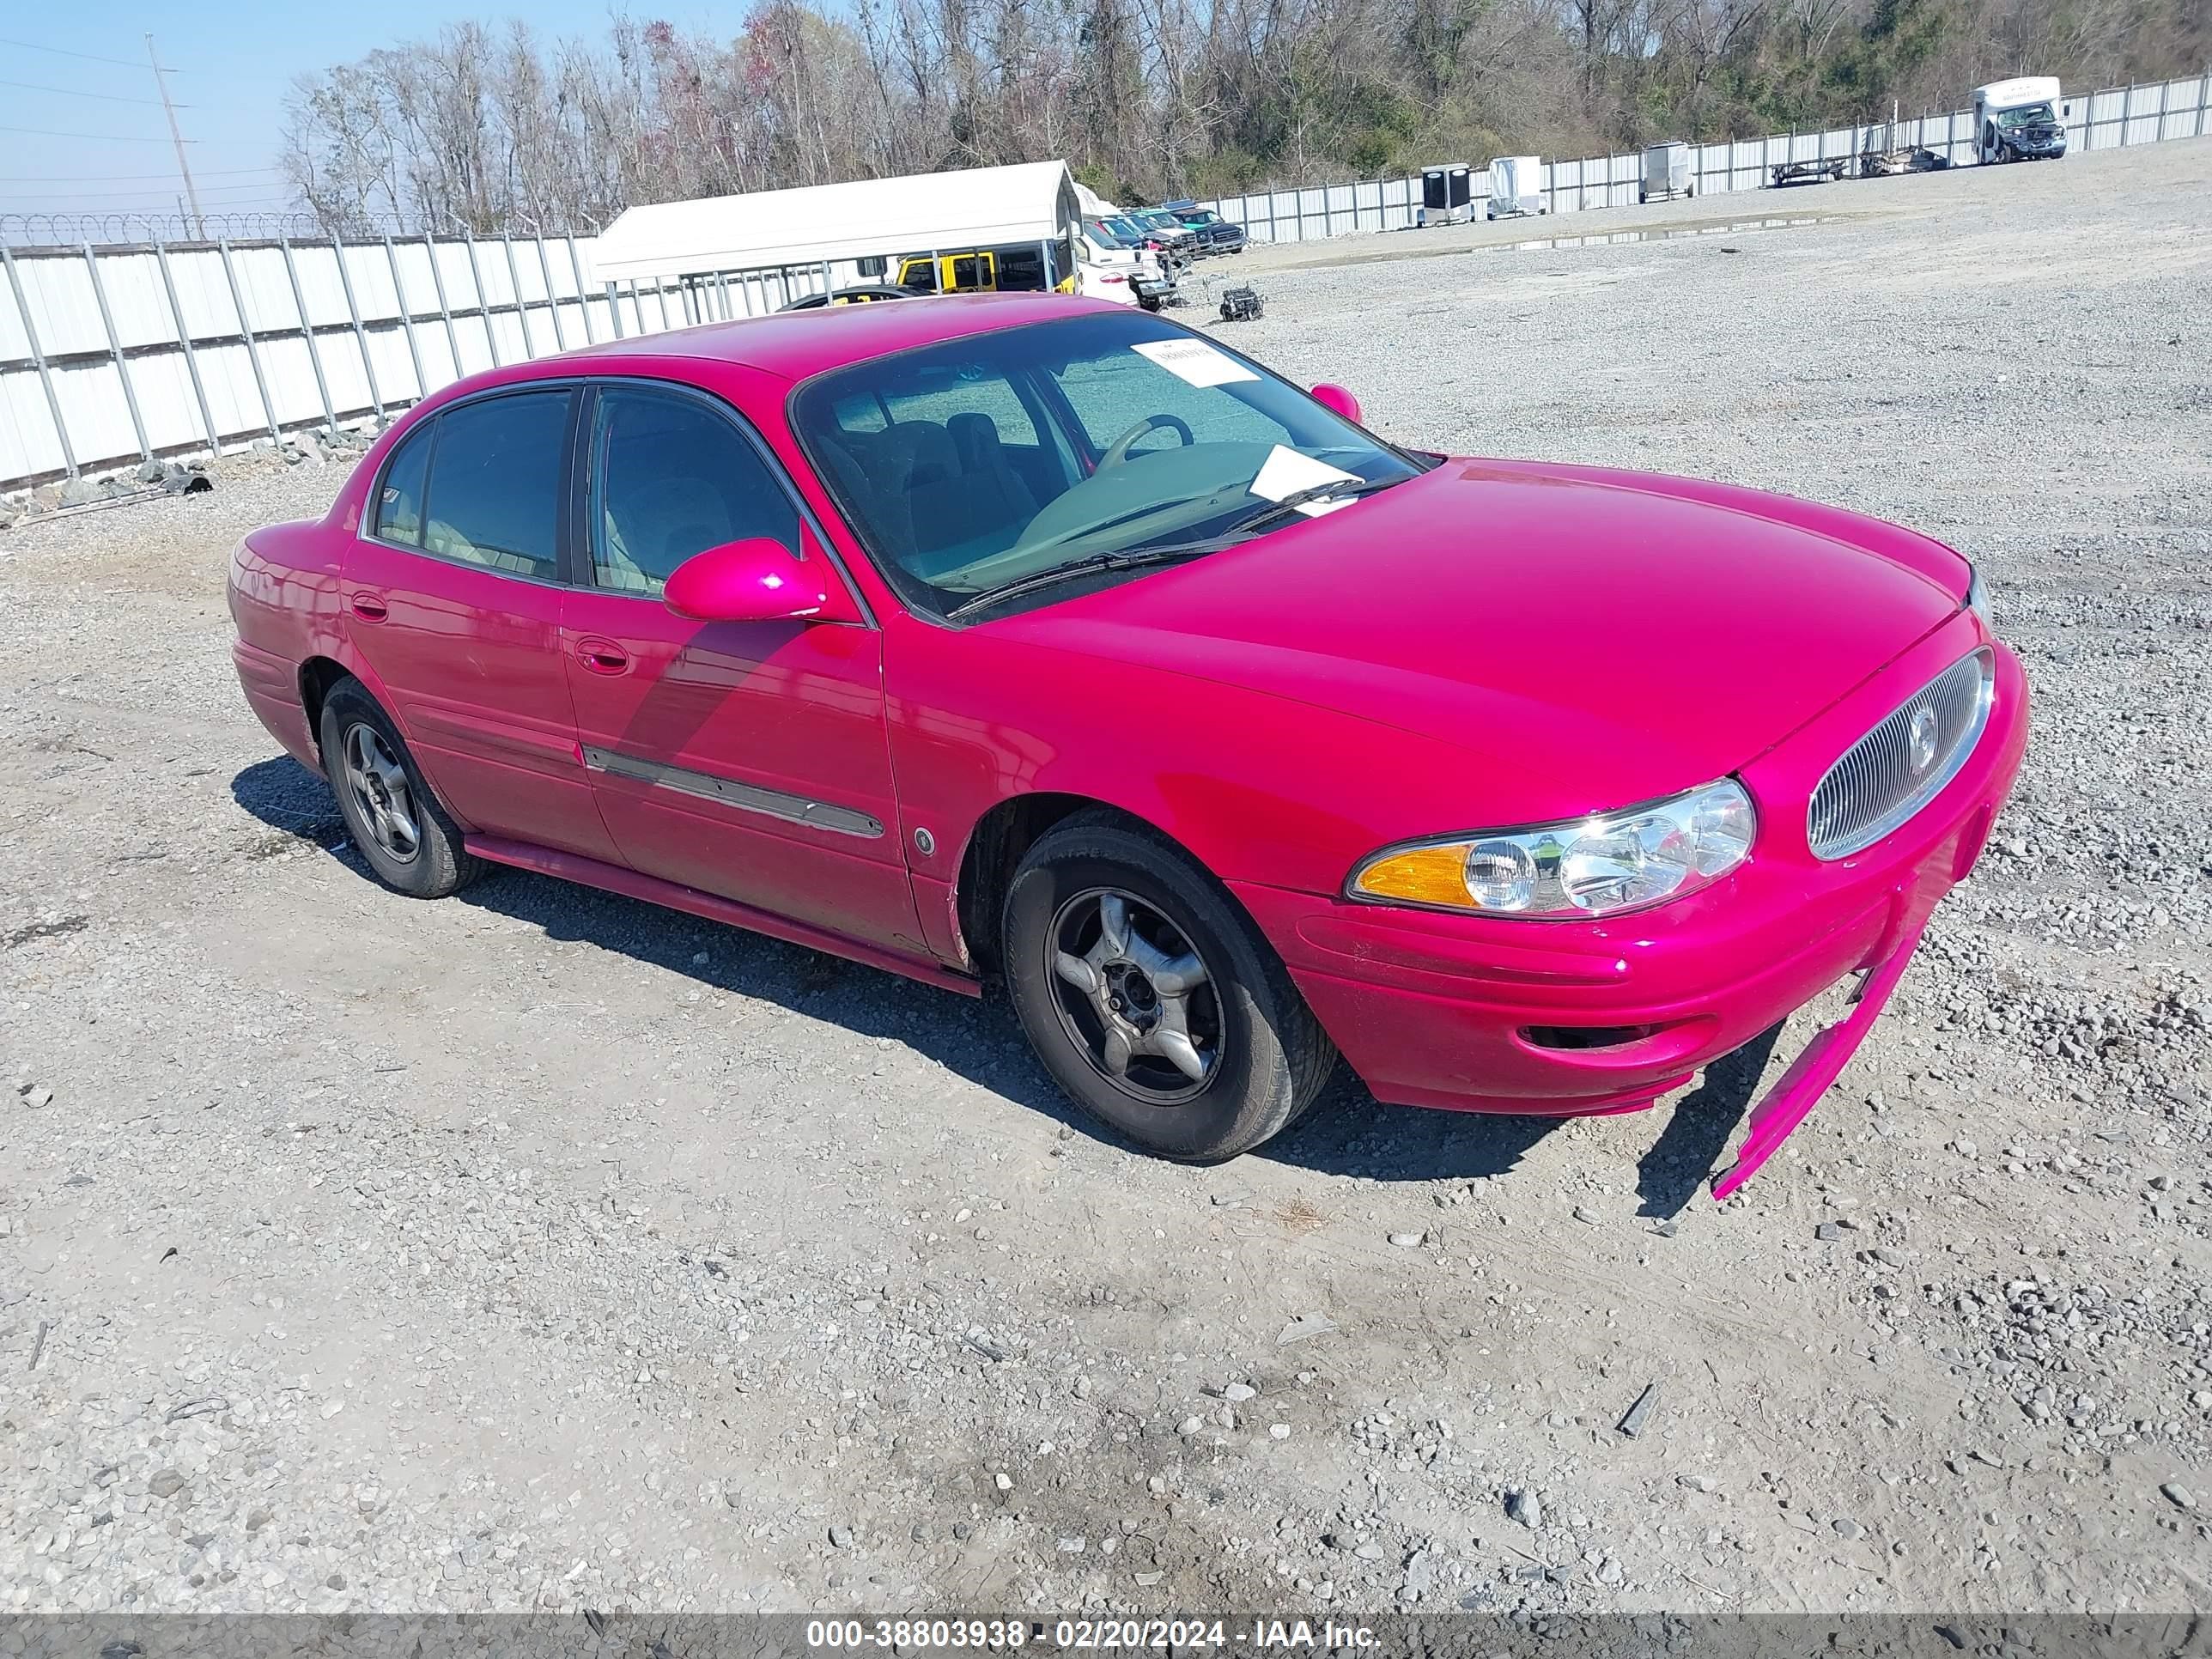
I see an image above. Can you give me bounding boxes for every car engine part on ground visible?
[1218,285,1265,321]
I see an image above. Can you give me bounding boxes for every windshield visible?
[1996,102,2056,127]
[1086,220,1136,248]
[792,310,1422,622]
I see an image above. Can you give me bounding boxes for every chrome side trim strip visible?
[580,745,885,839]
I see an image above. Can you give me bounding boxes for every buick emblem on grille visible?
[1906,705,1941,775]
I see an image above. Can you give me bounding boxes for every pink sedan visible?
[228,295,2027,1194]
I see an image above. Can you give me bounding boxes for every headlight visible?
[1966,566,1992,628]
[1346,779,1757,919]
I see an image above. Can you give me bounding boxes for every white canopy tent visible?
[587,160,1085,286]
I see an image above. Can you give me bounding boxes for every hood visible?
[988,459,1967,818]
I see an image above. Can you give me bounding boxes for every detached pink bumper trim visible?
[1710,915,1929,1202]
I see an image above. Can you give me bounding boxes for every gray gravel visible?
[3,137,2209,1616]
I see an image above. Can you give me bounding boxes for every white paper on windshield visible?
[1133,337,1259,387]
[1248,445,1361,515]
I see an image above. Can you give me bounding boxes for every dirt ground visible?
[3,137,2210,1620]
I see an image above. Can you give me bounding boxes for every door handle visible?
[349,592,388,623]
[574,636,631,675]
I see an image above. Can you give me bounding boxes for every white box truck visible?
[1974,77,2068,163]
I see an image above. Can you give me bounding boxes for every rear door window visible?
[418,392,573,580]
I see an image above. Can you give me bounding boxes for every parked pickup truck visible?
[1161,200,1249,255]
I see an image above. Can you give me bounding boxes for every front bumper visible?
[1231,618,2029,1182]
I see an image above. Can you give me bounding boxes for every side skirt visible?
[465,835,984,999]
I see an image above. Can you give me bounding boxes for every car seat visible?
[948,413,1038,523]
[599,474,732,592]
[896,416,1036,576]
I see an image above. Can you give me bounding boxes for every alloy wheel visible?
[1046,886,1223,1105]
[341,722,422,866]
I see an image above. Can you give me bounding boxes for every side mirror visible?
[1310,383,1363,424]
[663,538,849,624]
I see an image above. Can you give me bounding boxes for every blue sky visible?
[0,4,712,221]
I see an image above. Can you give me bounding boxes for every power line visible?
[0,75,187,106]
[0,167,279,182]
[0,176,287,198]
[0,181,290,200]
[0,35,192,71]
[0,124,196,143]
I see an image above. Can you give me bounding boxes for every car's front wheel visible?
[319,679,481,899]
[1002,813,1334,1159]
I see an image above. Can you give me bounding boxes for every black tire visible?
[319,679,482,899]
[1001,812,1334,1160]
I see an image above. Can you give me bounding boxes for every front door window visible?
[588,387,800,596]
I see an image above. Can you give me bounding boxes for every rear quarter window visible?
[374,425,430,546]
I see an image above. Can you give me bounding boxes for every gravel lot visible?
[3,137,2209,1620]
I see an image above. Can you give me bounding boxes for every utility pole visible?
[147,33,203,240]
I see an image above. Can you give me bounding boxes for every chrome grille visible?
[1807,649,1995,860]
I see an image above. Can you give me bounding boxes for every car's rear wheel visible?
[318,679,481,899]
[1002,813,1334,1160]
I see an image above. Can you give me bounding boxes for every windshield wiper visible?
[945,544,1216,621]
[1222,475,1399,537]
[1054,477,1407,574]
[946,476,1406,622]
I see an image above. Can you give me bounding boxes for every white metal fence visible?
[1193,73,2212,239]
[0,233,840,490]
[3,73,2207,491]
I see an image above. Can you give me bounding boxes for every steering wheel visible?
[1098,413,1195,470]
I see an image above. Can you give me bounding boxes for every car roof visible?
[544,292,1124,385]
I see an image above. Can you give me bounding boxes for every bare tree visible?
[276,0,2208,233]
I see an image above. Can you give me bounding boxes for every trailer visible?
[1639,142,1694,204]
[1485,157,1547,220]
[1859,143,1951,177]
[1769,156,1849,188]
[1419,164,1475,228]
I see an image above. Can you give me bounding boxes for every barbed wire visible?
[1,210,328,245]
[0,209,601,246]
